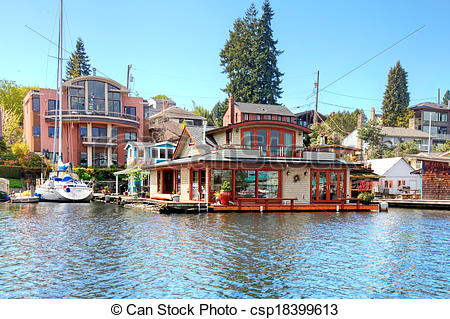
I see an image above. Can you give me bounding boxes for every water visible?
[0,202,448,298]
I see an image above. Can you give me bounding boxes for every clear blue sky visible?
[1,0,449,117]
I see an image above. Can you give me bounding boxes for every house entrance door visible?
[311,170,346,202]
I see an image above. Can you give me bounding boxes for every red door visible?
[311,170,346,202]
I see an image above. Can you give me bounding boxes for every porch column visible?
[115,175,118,194]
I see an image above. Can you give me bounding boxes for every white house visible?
[368,157,419,195]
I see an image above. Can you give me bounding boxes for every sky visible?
[1,0,450,117]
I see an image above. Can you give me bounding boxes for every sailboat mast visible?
[57,0,63,161]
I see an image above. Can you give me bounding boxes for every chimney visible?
[162,100,169,110]
[409,118,415,129]
[93,68,96,76]
[357,112,364,150]
[202,120,206,144]
[370,107,375,122]
[229,96,235,124]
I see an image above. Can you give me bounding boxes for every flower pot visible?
[220,191,231,205]
[172,194,180,202]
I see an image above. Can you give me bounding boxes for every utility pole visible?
[314,70,319,124]
[438,88,440,104]
[127,64,132,92]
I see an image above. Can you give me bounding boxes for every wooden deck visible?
[210,203,379,213]
[377,199,450,210]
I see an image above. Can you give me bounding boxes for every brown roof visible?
[380,127,432,139]
[235,102,294,116]
[148,106,206,121]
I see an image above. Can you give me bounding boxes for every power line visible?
[324,90,381,101]
[306,25,426,100]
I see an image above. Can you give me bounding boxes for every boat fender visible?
[293,174,300,183]
[63,185,71,192]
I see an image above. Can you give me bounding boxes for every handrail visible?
[213,144,333,157]
[44,109,139,122]
[82,136,117,144]
[236,197,297,210]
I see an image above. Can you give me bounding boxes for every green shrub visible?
[0,166,22,179]
[7,178,22,188]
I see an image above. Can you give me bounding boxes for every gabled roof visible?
[367,157,410,176]
[206,120,312,135]
[148,106,206,121]
[235,102,294,116]
[380,127,432,139]
[172,126,218,159]
[410,102,450,111]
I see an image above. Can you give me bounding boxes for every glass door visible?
[311,170,346,202]
[191,169,206,201]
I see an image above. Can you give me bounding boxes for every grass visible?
[7,178,22,188]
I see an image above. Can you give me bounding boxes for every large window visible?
[423,111,446,122]
[242,127,296,157]
[92,127,107,137]
[88,80,105,111]
[108,91,121,115]
[235,170,256,198]
[32,95,40,111]
[48,126,59,138]
[258,171,279,198]
[124,106,136,116]
[80,126,87,138]
[69,88,85,110]
[210,169,233,200]
[243,130,254,149]
[48,99,56,110]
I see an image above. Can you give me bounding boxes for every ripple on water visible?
[0,203,449,298]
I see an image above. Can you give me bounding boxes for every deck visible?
[209,203,379,212]
[377,199,450,210]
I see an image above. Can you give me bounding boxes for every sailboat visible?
[35,0,93,202]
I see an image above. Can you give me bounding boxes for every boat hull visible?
[36,186,93,203]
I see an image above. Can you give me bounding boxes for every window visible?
[287,117,291,123]
[270,130,280,156]
[112,127,118,138]
[424,111,439,122]
[244,113,249,121]
[125,132,137,141]
[88,80,105,111]
[160,148,167,159]
[32,95,40,111]
[257,129,267,155]
[80,152,87,166]
[256,114,261,120]
[267,114,272,120]
[108,89,121,115]
[441,113,448,122]
[210,170,233,200]
[138,150,144,158]
[33,126,40,137]
[93,152,107,167]
[124,106,136,117]
[226,129,232,144]
[258,171,279,198]
[80,126,87,138]
[235,170,256,198]
[167,148,174,159]
[48,126,59,138]
[152,148,158,159]
[48,100,56,110]
[108,84,119,90]
[243,130,254,149]
[278,115,282,121]
[92,127,107,137]
[69,87,85,110]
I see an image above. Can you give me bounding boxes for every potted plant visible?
[214,190,221,204]
[357,180,374,204]
[102,186,111,194]
[219,181,231,205]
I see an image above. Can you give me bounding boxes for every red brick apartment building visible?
[23,76,146,167]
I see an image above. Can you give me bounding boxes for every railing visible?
[82,136,117,145]
[45,109,139,122]
[214,144,333,158]
[236,197,297,210]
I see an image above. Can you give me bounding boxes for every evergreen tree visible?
[257,0,283,104]
[442,90,450,106]
[358,119,386,159]
[220,1,283,104]
[65,38,91,80]
[211,99,229,127]
[381,61,411,127]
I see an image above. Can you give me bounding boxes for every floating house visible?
[141,98,377,212]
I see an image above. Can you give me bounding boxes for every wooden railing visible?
[214,144,333,158]
[236,197,297,210]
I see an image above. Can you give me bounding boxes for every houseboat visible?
[141,98,378,212]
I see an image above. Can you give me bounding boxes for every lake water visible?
[0,202,448,298]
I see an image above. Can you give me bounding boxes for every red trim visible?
[206,120,312,135]
[172,128,188,159]
[241,127,296,155]
[310,169,347,203]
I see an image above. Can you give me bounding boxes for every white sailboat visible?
[35,0,93,202]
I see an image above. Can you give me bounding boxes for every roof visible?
[148,106,206,121]
[367,157,404,175]
[185,126,217,154]
[380,127,432,139]
[410,102,450,111]
[235,102,294,116]
[206,120,312,135]
[405,154,450,164]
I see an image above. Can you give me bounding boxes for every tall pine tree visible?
[257,0,283,104]
[381,61,411,127]
[220,1,283,104]
[65,38,91,80]
[442,90,450,106]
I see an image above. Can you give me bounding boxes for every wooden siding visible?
[282,167,310,203]
[422,160,450,200]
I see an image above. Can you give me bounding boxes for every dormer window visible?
[257,114,261,120]
[287,117,291,123]
[278,115,282,121]
[267,115,272,120]
[244,113,249,121]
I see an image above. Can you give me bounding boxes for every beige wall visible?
[282,167,310,204]
[214,131,226,145]
[180,167,190,201]
[149,170,158,195]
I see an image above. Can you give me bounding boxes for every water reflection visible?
[0,203,448,298]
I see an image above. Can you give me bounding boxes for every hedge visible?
[7,178,22,188]
[0,166,22,179]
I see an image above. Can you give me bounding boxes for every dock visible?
[93,193,379,213]
[377,199,450,210]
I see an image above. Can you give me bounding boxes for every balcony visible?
[82,136,118,147]
[213,145,337,161]
[44,109,140,127]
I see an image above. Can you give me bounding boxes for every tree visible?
[220,1,283,104]
[153,94,169,99]
[65,38,91,80]
[256,0,283,104]
[442,90,450,106]
[438,139,450,152]
[383,140,420,158]
[191,101,214,126]
[319,110,364,144]
[358,119,385,159]
[210,99,228,127]
[381,61,411,127]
